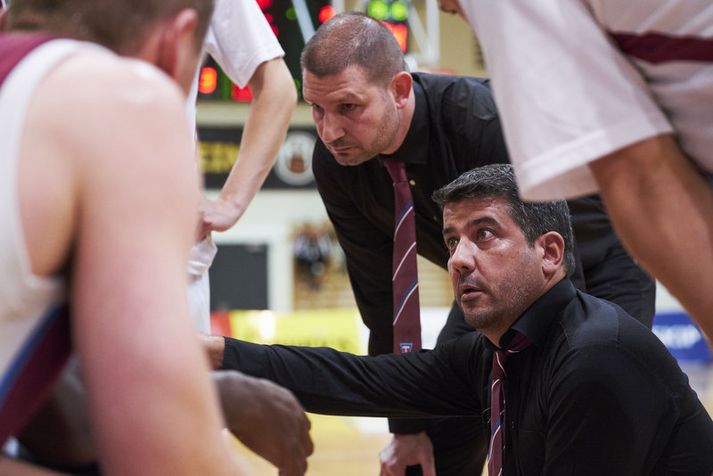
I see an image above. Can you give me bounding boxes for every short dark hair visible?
[6,0,214,54]
[300,12,407,86]
[432,164,576,276]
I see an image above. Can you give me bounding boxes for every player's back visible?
[0,32,191,449]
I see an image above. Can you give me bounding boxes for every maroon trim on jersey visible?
[610,31,713,64]
[0,305,71,446]
[0,32,56,87]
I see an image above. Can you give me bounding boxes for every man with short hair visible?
[303,12,655,475]
[435,0,713,342]
[0,0,254,474]
[206,164,713,475]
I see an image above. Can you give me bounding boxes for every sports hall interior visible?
[195,1,713,473]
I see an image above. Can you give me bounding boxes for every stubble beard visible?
[461,261,540,337]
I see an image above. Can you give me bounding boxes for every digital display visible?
[367,0,410,52]
[197,0,412,102]
[198,0,335,102]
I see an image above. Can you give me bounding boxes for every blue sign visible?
[652,312,711,364]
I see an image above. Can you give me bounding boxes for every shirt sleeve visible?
[463,0,673,200]
[221,336,484,418]
[203,0,285,87]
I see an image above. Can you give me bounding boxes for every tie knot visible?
[383,158,408,184]
[496,331,530,361]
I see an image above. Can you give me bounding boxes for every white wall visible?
[207,188,328,311]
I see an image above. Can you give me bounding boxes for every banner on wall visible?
[653,312,711,364]
[211,308,364,354]
[198,127,318,190]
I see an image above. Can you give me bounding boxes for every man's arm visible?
[590,134,713,341]
[213,371,313,476]
[200,58,296,233]
[212,336,482,418]
[48,55,248,475]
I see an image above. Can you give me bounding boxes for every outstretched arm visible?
[200,58,296,233]
[213,371,313,476]
[590,134,713,342]
[211,336,483,419]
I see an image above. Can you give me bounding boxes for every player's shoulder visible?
[29,41,193,173]
[53,44,182,108]
[32,42,189,150]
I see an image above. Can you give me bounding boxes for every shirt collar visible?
[497,279,577,350]
[379,79,429,166]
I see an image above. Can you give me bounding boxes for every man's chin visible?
[333,153,371,166]
[462,305,496,330]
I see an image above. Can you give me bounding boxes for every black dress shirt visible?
[221,280,713,475]
[312,73,654,358]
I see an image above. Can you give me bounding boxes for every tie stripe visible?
[394,203,414,235]
[383,158,422,354]
[392,242,417,281]
[393,279,419,325]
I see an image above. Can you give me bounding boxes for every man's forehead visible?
[442,196,510,225]
[303,66,375,102]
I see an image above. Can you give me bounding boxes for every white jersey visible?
[462,0,713,200]
[185,0,285,332]
[186,0,286,129]
[0,37,91,443]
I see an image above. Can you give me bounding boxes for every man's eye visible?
[476,229,494,241]
[340,103,356,113]
[445,237,458,253]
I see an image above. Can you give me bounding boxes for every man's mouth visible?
[330,145,354,154]
[459,282,485,302]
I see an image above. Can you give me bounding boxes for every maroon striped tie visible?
[488,332,530,476]
[383,158,422,354]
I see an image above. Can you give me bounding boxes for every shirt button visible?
[409,179,416,186]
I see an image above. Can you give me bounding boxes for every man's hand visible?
[213,371,314,476]
[379,432,436,476]
[201,335,227,370]
[199,195,243,236]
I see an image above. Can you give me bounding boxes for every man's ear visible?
[155,9,198,86]
[537,231,565,277]
[390,71,413,109]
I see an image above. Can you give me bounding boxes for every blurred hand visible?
[199,196,243,236]
[200,335,226,370]
[379,432,436,476]
[213,371,314,476]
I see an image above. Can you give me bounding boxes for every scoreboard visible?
[197,0,413,103]
[198,0,335,102]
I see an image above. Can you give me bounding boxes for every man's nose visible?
[449,239,476,274]
[319,113,345,143]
